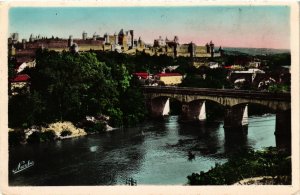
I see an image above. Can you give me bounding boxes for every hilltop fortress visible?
[8,30,222,64]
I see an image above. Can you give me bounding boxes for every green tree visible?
[28,49,120,122]
[120,84,147,127]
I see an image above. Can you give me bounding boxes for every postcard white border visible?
[0,1,299,195]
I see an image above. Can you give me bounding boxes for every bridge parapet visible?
[142,86,291,111]
[142,86,290,101]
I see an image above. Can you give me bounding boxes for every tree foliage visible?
[180,68,233,89]
[9,49,146,128]
[187,147,291,185]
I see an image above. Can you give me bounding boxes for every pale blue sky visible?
[9,6,290,49]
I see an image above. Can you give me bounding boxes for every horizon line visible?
[9,33,290,51]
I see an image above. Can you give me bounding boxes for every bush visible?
[268,84,290,93]
[108,108,123,127]
[187,147,291,185]
[40,130,56,142]
[60,129,72,137]
[85,122,106,133]
[9,131,25,146]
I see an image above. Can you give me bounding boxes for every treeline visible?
[257,53,291,70]
[93,51,175,74]
[187,147,291,185]
[9,49,147,128]
[179,67,233,89]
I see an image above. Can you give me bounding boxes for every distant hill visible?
[223,47,290,56]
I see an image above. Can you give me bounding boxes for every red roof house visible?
[133,72,149,79]
[11,74,30,83]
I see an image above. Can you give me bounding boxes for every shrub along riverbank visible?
[187,147,291,185]
[9,121,89,146]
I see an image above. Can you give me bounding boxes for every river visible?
[9,114,276,185]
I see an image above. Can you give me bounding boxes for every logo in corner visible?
[12,160,34,174]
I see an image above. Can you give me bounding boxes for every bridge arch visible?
[143,86,291,151]
[188,98,223,107]
[148,95,183,118]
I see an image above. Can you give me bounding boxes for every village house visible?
[10,74,31,95]
[154,73,183,85]
[132,72,150,80]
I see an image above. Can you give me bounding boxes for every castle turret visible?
[130,30,134,48]
[92,32,97,41]
[174,36,179,43]
[114,32,118,45]
[104,33,109,44]
[82,31,87,40]
[68,35,73,47]
[173,44,178,58]
[29,34,35,42]
[118,29,124,45]
[11,33,19,42]
[138,37,142,47]
[188,42,196,58]
[209,41,215,58]
[206,43,210,53]
[22,39,26,49]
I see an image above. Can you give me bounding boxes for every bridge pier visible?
[223,104,248,135]
[181,100,206,122]
[143,86,291,152]
[275,109,291,152]
[146,97,170,118]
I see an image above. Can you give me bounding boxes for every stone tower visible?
[130,30,134,48]
[188,42,196,58]
[92,33,97,41]
[118,29,124,45]
[68,35,73,47]
[11,33,19,42]
[22,39,26,49]
[206,43,210,53]
[174,36,179,44]
[29,34,35,42]
[209,41,215,58]
[114,33,118,45]
[82,31,87,40]
[104,33,109,44]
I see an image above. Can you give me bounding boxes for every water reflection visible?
[224,129,249,154]
[176,120,223,156]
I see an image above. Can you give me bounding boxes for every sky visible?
[9,6,290,49]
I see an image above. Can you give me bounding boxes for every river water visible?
[9,114,276,186]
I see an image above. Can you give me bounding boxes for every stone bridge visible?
[142,86,291,150]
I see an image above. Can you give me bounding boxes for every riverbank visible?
[9,119,117,146]
[234,176,291,185]
[187,147,291,185]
